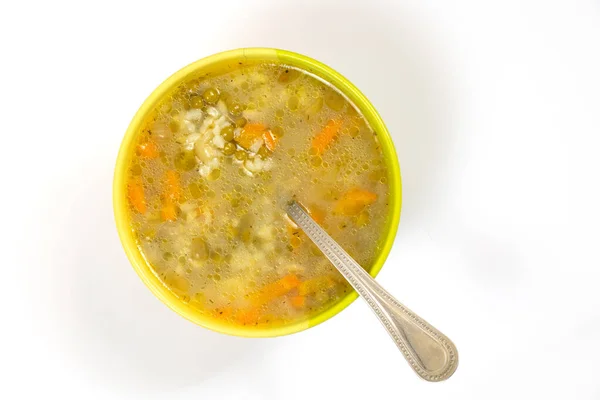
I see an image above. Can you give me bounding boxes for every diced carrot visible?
[164,170,180,201]
[309,205,326,225]
[160,199,177,221]
[335,187,377,216]
[127,179,146,214]
[236,308,260,325]
[263,130,278,152]
[252,274,300,306]
[311,119,343,155]
[137,140,159,159]
[279,274,301,290]
[237,123,266,150]
[291,295,305,308]
[160,171,180,221]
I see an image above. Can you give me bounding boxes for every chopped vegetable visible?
[160,200,177,221]
[229,103,243,116]
[257,146,269,159]
[263,130,278,152]
[290,295,305,308]
[312,119,342,155]
[271,126,284,138]
[236,308,260,325]
[221,125,234,141]
[252,274,300,306]
[164,170,181,201]
[137,140,159,159]
[235,149,247,161]
[236,122,266,150]
[128,179,146,214]
[356,210,370,227]
[223,142,236,156]
[335,188,377,215]
[309,205,326,225]
[235,117,247,128]
[160,171,181,221]
[174,151,197,171]
[203,88,220,104]
[169,119,180,133]
[190,96,204,109]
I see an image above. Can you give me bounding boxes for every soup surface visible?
[126,60,390,329]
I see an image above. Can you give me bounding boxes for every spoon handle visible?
[287,201,458,382]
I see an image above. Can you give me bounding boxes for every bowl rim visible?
[113,48,402,337]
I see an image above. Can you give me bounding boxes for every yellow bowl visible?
[113,48,402,337]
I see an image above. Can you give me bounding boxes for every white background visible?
[1,0,599,398]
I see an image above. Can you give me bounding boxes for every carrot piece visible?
[160,200,178,221]
[234,274,301,325]
[237,123,266,150]
[236,308,260,325]
[164,170,180,201]
[291,295,305,308]
[252,274,300,306]
[279,274,301,290]
[263,130,278,152]
[311,119,342,155]
[160,171,181,221]
[335,188,377,216]
[309,205,325,225]
[127,179,146,214]
[137,140,159,159]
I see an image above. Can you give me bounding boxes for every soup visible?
[125,60,390,329]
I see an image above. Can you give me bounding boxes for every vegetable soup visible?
[125,60,391,329]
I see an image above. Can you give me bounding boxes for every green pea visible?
[235,150,247,161]
[223,142,236,156]
[174,151,196,171]
[190,96,204,109]
[202,88,220,104]
[271,126,284,138]
[221,125,234,141]
[229,103,243,116]
[235,117,247,128]
[207,168,221,181]
[169,119,180,133]
[257,146,269,159]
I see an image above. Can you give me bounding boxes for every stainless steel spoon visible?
[287,201,458,382]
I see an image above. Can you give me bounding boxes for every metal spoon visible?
[287,201,458,381]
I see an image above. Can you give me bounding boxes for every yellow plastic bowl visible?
[114,48,402,337]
